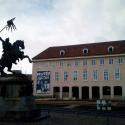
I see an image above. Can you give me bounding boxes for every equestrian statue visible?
[0,37,32,75]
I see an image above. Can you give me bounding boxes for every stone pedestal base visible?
[0,74,49,122]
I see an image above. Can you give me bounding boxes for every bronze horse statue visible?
[0,37,32,75]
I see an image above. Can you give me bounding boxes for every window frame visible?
[114,68,120,80]
[118,57,124,64]
[93,70,98,81]
[83,70,88,81]
[60,50,65,56]
[75,60,80,66]
[73,71,78,81]
[108,46,114,53]
[83,59,87,66]
[100,58,104,65]
[109,58,114,64]
[103,70,109,80]
[55,72,59,81]
[83,48,88,55]
[92,59,96,65]
[64,71,68,81]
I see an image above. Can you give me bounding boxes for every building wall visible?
[32,54,125,100]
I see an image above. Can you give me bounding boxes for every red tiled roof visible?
[32,40,125,60]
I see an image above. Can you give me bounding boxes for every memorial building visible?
[32,40,125,100]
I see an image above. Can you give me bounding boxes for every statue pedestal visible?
[0,74,49,123]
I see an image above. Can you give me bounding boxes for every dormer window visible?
[83,48,88,55]
[108,46,114,53]
[60,50,65,56]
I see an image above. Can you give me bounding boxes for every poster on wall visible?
[36,71,50,94]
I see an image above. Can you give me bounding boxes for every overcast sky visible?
[0,0,125,74]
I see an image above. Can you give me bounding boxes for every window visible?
[83,48,88,55]
[93,70,98,80]
[114,68,120,80]
[67,61,71,67]
[100,58,104,65]
[55,72,59,81]
[51,62,55,67]
[118,57,124,64]
[64,72,68,81]
[92,59,96,65]
[60,50,65,56]
[108,46,114,53]
[83,59,87,65]
[56,61,58,66]
[109,58,113,64]
[60,61,64,67]
[73,71,78,81]
[104,70,109,80]
[75,60,79,66]
[83,70,88,80]
[67,63,71,67]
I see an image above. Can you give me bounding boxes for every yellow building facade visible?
[32,40,125,100]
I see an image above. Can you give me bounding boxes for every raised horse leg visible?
[20,55,32,63]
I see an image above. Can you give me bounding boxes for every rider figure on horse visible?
[0,37,17,64]
[0,36,32,75]
[0,37,12,52]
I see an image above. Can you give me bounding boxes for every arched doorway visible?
[53,87,60,98]
[103,86,111,95]
[62,87,69,98]
[82,86,89,99]
[72,87,79,99]
[92,86,100,99]
[103,86,111,99]
[114,86,122,96]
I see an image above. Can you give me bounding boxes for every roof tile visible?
[32,40,125,60]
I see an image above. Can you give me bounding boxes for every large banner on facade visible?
[36,71,50,94]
